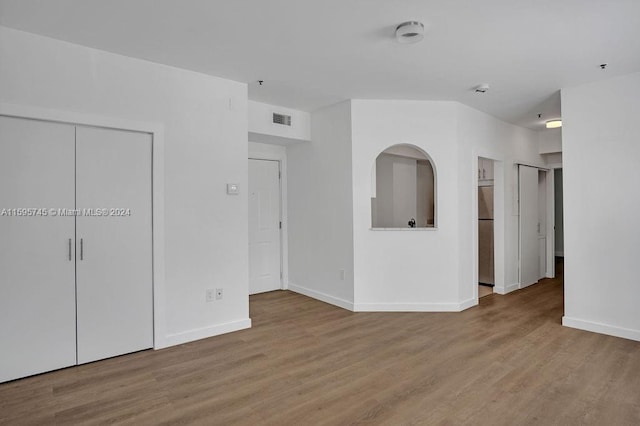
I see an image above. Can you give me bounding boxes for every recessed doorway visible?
[518,164,554,289]
[478,157,495,298]
[248,158,282,295]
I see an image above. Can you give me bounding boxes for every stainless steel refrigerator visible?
[478,186,494,285]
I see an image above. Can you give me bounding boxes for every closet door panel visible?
[0,116,76,382]
[519,165,540,289]
[75,126,153,364]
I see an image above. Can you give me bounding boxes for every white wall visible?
[392,156,418,228]
[286,101,354,308]
[561,71,640,341]
[373,153,423,228]
[544,152,563,166]
[373,153,396,228]
[351,100,463,310]
[457,104,544,298]
[348,100,544,311]
[248,141,287,158]
[280,95,545,313]
[539,128,562,154]
[416,161,435,227]
[248,100,310,145]
[0,26,250,346]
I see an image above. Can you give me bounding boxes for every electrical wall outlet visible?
[215,288,223,300]
[206,288,215,302]
[339,269,345,281]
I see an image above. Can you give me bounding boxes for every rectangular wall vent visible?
[273,113,292,126]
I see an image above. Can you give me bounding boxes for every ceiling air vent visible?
[273,112,292,126]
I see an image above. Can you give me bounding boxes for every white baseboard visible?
[459,297,478,311]
[163,318,252,348]
[562,316,640,342]
[355,298,476,312]
[288,283,354,311]
[494,283,519,295]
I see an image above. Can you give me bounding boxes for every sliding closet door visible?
[0,116,77,382]
[519,165,540,289]
[75,126,153,364]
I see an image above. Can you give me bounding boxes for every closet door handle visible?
[80,238,84,261]
[68,238,72,261]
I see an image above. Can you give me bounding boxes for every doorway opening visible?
[248,158,283,295]
[478,157,495,298]
[554,168,564,259]
[518,165,554,290]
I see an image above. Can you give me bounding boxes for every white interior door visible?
[249,159,281,295]
[0,116,77,382]
[519,165,539,288]
[75,126,153,364]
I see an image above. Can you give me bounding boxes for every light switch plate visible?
[227,183,239,195]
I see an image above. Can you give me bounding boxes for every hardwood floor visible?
[478,284,493,298]
[2,263,639,425]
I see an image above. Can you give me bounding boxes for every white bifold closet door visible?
[0,116,77,382]
[519,165,540,289]
[75,126,153,364]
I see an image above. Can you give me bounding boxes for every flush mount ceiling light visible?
[546,119,562,129]
[395,21,425,44]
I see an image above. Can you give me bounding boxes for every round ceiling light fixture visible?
[546,119,562,129]
[395,21,425,44]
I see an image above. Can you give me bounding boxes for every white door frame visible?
[546,161,563,266]
[248,158,283,292]
[0,102,168,349]
[544,168,556,278]
[517,164,555,288]
[472,154,506,301]
[471,154,557,302]
[248,146,289,290]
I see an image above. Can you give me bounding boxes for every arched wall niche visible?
[370,143,437,229]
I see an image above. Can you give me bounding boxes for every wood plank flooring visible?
[2,262,640,425]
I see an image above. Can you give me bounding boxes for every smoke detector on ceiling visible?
[475,83,490,93]
[395,21,425,44]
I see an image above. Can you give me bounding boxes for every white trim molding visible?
[562,316,640,342]
[288,283,354,311]
[164,318,252,347]
[355,298,477,312]
[495,283,520,295]
[459,297,478,311]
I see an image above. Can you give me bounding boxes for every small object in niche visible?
[408,218,416,228]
